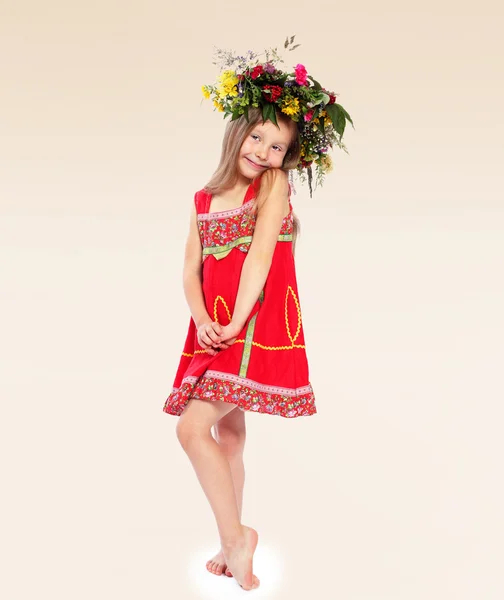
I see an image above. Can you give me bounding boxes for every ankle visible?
[221,528,245,550]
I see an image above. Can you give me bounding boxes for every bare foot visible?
[222,525,260,591]
[206,549,232,577]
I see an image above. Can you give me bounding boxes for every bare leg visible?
[206,408,246,577]
[176,399,259,590]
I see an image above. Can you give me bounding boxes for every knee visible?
[214,425,246,458]
[176,419,206,452]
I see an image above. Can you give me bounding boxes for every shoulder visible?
[193,187,211,213]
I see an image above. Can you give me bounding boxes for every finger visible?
[205,347,217,356]
[197,334,212,349]
[201,330,215,346]
[210,322,225,337]
[206,326,221,344]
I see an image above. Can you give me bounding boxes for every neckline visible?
[206,178,258,216]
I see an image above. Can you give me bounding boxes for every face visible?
[237,118,294,180]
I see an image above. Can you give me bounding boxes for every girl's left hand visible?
[219,321,243,346]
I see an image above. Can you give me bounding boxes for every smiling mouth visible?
[245,157,267,169]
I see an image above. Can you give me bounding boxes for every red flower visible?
[322,88,337,104]
[251,65,264,80]
[262,84,283,103]
[295,63,308,86]
[304,109,314,122]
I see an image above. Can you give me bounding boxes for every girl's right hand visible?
[197,321,230,356]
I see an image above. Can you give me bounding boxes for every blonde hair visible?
[204,106,302,250]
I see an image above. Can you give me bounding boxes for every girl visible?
[163,46,352,592]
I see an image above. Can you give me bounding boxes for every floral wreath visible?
[201,35,354,196]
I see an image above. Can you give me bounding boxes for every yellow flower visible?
[319,110,327,118]
[213,99,225,112]
[201,85,211,99]
[218,70,238,85]
[320,154,333,173]
[217,70,239,99]
[280,97,300,117]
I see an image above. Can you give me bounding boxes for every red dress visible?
[163,174,316,418]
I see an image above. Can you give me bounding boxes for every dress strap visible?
[194,189,212,214]
[245,178,261,204]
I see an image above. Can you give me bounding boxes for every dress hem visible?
[163,373,316,419]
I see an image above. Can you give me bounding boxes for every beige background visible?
[1,1,503,598]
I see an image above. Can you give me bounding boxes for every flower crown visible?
[201,35,354,196]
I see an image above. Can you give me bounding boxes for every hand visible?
[218,321,244,346]
[196,321,231,356]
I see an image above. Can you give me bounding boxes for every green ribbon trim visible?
[202,233,293,256]
[238,289,264,378]
[203,236,252,256]
[239,314,257,378]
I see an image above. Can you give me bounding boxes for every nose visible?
[255,146,267,162]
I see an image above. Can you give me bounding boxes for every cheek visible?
[240,140,252,154]
[271,153,285,166]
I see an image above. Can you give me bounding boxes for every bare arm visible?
[183,203,226,353]
[221,169,290,340]
[182,203,210,328]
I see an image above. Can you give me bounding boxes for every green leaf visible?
[284,37,289,48]
[325,104,346,137]
[290,35,295,44]
[262,102,278,126]
[310,94,326,107]
[243,105,249,122]
[336,103,355,129]
[308,76,322,90]
[273,74,289,84]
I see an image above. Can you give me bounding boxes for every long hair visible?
[204,107,302,250]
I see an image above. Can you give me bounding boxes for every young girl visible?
[163,42,352,591]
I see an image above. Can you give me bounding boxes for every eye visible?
[250,135,283,152]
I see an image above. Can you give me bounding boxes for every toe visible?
[225,568,232,577]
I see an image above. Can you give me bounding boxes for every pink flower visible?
[304,109,314,121]
[295,63,308,86]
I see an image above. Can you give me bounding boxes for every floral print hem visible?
[163,374,316,419]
